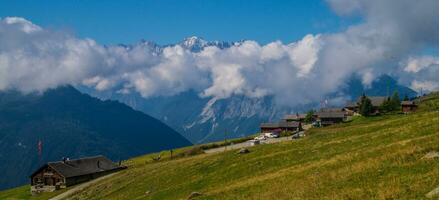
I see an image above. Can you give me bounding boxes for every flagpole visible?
[38,138,42,166]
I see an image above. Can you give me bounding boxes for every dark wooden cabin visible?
[316,111,346,126]
[401,101,418,113]
[260,121,302,133]
[283,113,307,122]
[344,101,359,113]
[30,155,126,194]
[345,96,387,114]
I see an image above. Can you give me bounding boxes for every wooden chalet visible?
[344,101,359,113]
[316,110,346,126]
[283,113,307,122]
[30,155,126,194]
[260,121,302,133]
[367,96,388,108]
[344,96,387,114]
[401,101,418,113]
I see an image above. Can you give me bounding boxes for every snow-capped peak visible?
[182,36,207,47]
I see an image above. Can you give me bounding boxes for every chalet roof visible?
[357,96,387,107]
[260,121,301,128]
[283,113,306,120]
[316,111,346,119]
[320,108,344,112]
[32,155,122,178]
[345,101,358,108]
[321,121,336,126]
[401,101,417,106]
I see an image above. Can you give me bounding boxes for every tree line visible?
[359,91,408,116]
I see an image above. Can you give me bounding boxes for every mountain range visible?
[82,36,418,144]
[0,86,191,190]
[0,37,418,190]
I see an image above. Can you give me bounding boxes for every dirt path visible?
[49,172,120,200]
[204,132,303,154]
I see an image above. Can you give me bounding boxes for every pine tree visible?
[391,91,401,111]
[359,94,374,116]
[379,97,392,113]
[305,110,315,123]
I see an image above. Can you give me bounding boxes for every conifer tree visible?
[305,110,315,123]
[359,94,374,116]
[391,91,401,110]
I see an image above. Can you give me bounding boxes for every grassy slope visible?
[0,185,65,200]
[2,92,439,200]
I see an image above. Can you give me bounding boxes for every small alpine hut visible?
[260,121,302,133]
[316,110,346,126]
[30,155,126,194]
[283,113,307,122]
[344,96,388,114]
[401,100,418,113]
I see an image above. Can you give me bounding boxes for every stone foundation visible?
[31,185,56,195]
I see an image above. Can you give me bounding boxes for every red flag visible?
[38,140,42,156]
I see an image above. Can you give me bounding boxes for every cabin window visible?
[35,177,42,184]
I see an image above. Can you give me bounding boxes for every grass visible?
[3,92,439,199]
[0,185,66,200]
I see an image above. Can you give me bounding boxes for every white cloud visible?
[3,17,42,33]
[3,0,439,108]
[404,56,439,73]
[326,0,362,16]
[399,55,439,92]
[411,80,439,92]
[289,34,321,77]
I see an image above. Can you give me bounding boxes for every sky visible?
[0,0,358,45]
[1,0,439,107]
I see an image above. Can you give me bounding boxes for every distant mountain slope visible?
[77,36,417,144]
[0,86,191,190]
[83,74,416,144]
[344,74,417,100]
[6,92,438,199]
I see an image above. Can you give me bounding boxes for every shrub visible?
[176,146,205,158]
[280,131,295,137]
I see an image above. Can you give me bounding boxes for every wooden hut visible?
[30,155,126,194]
[401,101,418,113]
[316,111,346,126]
[260,121,302,133]
[283,113,307,122]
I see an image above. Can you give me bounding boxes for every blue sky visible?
[1,0,438,103]
[0,0,357,45]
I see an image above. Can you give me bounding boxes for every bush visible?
[198,134,256,151]
[176,146,205,158]
[379,91,402,114]
[426,101,439,111]
[280,131,295,137]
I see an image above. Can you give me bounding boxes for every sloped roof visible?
[316,111,346,119]
[260,121,301,128]
[345,101,358,108]
[357,96,387,107]
[401,101,416,106]
[32,155,122,178]
[283,114,306,120]
[320,108,344,112]
[369,96,387,106]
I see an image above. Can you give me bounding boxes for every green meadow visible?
[2,93,439,200]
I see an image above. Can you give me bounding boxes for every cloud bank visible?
[1,0,439,106]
